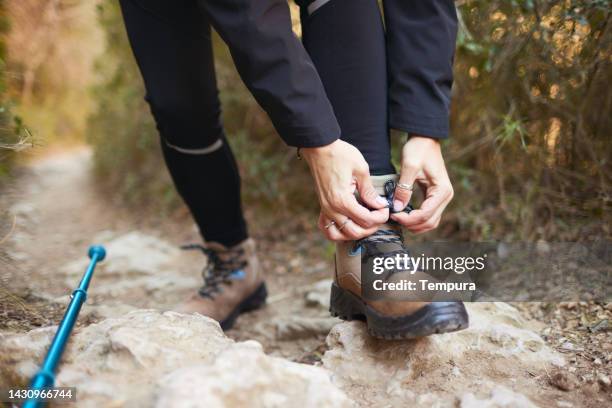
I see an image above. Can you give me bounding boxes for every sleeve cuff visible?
[277,120,341,148]
[390,110,450,139]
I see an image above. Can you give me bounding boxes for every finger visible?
[318,213,342,241]
[394,159,421,212]
[392,196,451,234]
[354,170,388,210]
[390,204,437,229]
[407,208,444,234]
[391,184,452,228]
[410,216,442,234]
[326,226,350,241]
[318,212,354,241]
[338,219,379,240]
[412,188,451,232]
[335,195,388,228]
[390,197,447,230]
[319,212,379,241]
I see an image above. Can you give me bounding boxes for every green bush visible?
[0,0,29,182]
[446,0,611,240]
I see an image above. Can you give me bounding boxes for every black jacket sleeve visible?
[383,0,458,139]
[198,0,340,147]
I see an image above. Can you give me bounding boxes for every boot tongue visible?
[206,239,254,264]
[206,241,238,264]
[370,174,399,195]
[368,175,414,217]
[206,241,230,252]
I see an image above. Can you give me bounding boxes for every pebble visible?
[597,374,611,388]
[549,371,575,391]
[563,302,577,310]
[561,341,575,351]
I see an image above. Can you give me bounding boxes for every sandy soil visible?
[1,147,333,362]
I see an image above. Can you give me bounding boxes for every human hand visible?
[300,140,389,241]
[390,136,454,234]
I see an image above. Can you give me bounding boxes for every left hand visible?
[390,136,454,234]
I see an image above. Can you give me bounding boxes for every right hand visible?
[300,140,389,241]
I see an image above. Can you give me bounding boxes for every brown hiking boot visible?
[175,238,267,330]
[330,175,469,339]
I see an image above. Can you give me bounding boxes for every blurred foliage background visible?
[449,0,611,241]
[0,0,30,181]
[0,0,101,181]
[1,0,610,241]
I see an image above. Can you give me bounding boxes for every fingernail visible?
[376,196,388,206]
[393,200,403,212]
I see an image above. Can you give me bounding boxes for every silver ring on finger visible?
[338,219,351,231]
[324,220,336,230]
[397,183,414,191]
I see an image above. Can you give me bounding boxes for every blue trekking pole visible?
[23,245,106,408]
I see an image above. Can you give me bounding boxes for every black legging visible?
[120,0,393,247]
[301,0,394,175]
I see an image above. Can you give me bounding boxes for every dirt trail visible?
[3,147,333,360]
[1,148,610,407]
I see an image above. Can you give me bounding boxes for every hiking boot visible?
[175,238,267,330]
[330,174,469,339]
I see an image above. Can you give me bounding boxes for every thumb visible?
[393,162,420,212]
[355,169,388,210]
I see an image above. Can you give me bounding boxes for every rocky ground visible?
[0,148,610,407]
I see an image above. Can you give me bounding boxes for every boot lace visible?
[356,229,416,277]
[181,244,247,298]
[355,178,415,263]
[357,229,408,260]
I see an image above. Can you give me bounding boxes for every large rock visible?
[155,341,350,408]
[322,302,564,407]
[460,385,538,408]
[0,325,58,384]
[1,310,349,407]
[1,294,566,407]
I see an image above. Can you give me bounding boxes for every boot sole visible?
[220,282,268,331]
[329,283,469,340]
